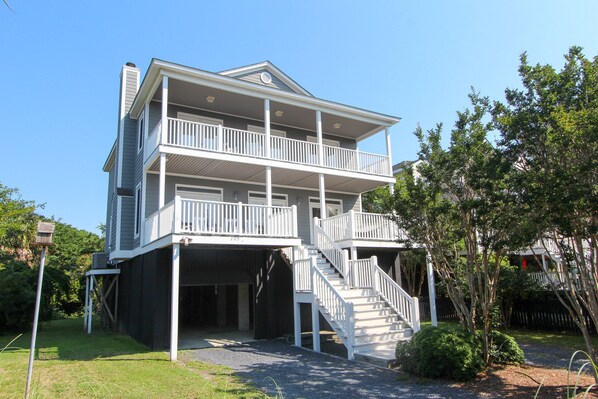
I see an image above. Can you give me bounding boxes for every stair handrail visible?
[310,256,355,358]
[313,217,351,283]
[370,256,420,333]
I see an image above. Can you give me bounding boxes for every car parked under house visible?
[94,59,422,365]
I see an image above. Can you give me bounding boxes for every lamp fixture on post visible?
[25,222,55,399]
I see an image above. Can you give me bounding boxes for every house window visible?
[306,135,340,147]
[137,112,145,152]
[248,191,288,207]
[134,184,141,238]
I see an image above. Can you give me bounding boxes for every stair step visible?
[343,296,380,305]
[354,314,401,325]
[338,288,375,298]
[355,323,407,335]
[352,301,389,310]
[354,340,406,354]
[354,350,397,368]
[353,308,396,318]
[353,329,413,344]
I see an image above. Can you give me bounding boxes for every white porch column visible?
[541,254,547,272]
[140,102,150,246]
[83,276,89,331]
[266,166,272,207]
[159,154,166,209]
[426,253,438,326]
[238,284,250,331]
[170,243,180,361]
[87,276,94,334]
[318,173,326,220]
[264,99,271,158]
[316,110,323,166]
[310,256,321,352]
[161,76,168,145]
[385,127,394,194]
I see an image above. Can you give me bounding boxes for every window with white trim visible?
[306,135,340,147]
[175,185,223,202]
[248,191,288,207]
[137,112,145,152]
[134,184,142,238]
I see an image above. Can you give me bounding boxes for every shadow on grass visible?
[0,318,154,362]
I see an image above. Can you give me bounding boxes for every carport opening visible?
[178,284,254,349]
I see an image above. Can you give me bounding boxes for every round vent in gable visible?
[260,72,272,84]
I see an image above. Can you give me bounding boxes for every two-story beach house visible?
[99,60,421,364]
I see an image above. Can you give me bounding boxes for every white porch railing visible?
[319,210,405,243]
[294,258,312,292]
[347,255,420,332]
[143,199,175,243]
[370,256,420,332]
[313,217,350,279]
[144,120,162,162]
[151,117,391,177]
[144,197,298,244]
[350,259,373,288]
[311,258,355,358]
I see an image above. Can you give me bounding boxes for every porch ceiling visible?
[152,79,383,140]
[148,154,389,193]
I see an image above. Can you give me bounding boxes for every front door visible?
[309,197,342,243]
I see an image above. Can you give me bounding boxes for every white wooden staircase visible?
[291,219,420,366]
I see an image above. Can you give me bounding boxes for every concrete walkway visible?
[187,340,478,399]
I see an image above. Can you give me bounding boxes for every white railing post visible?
[342,249,351,287]
[174,196,181,234]
[217,124,223,152]
[412,297,420,333]
[310,256,321,352]
[348,209,355,240]
[371,256,379,292]
[347,302,355,360]
[237,202,243,235]
[312,216,319,244]
[291,205,298,237]
[355,146,360,171]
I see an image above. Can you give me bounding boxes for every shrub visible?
[484,330,524,365]
[395,327,484,381]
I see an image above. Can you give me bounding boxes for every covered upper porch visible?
[135,60,398,190]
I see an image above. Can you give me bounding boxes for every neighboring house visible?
[96,60,420,365]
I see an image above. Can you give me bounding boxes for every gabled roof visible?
[218,61,313,97]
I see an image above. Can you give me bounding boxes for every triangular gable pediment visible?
[219,62,312,97]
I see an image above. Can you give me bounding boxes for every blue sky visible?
[0,1,596,234]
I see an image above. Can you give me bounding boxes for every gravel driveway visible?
[187,340,478,399]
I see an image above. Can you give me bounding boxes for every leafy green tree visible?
[388,91,528,364]
[494,46,598,368]
[0,183,38,252]
[0,182,104,331]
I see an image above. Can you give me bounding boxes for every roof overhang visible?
[103,141,117,172]
[129,59,401,141]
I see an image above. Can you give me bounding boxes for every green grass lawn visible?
[0,319,268,399]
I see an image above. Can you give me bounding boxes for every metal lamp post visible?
[25,222,55,399]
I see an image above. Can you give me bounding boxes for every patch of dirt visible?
[455,364,598,399]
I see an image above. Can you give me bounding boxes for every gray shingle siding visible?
[236,69,297,93]
[107,163,116,253]
[113,67,140,252]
